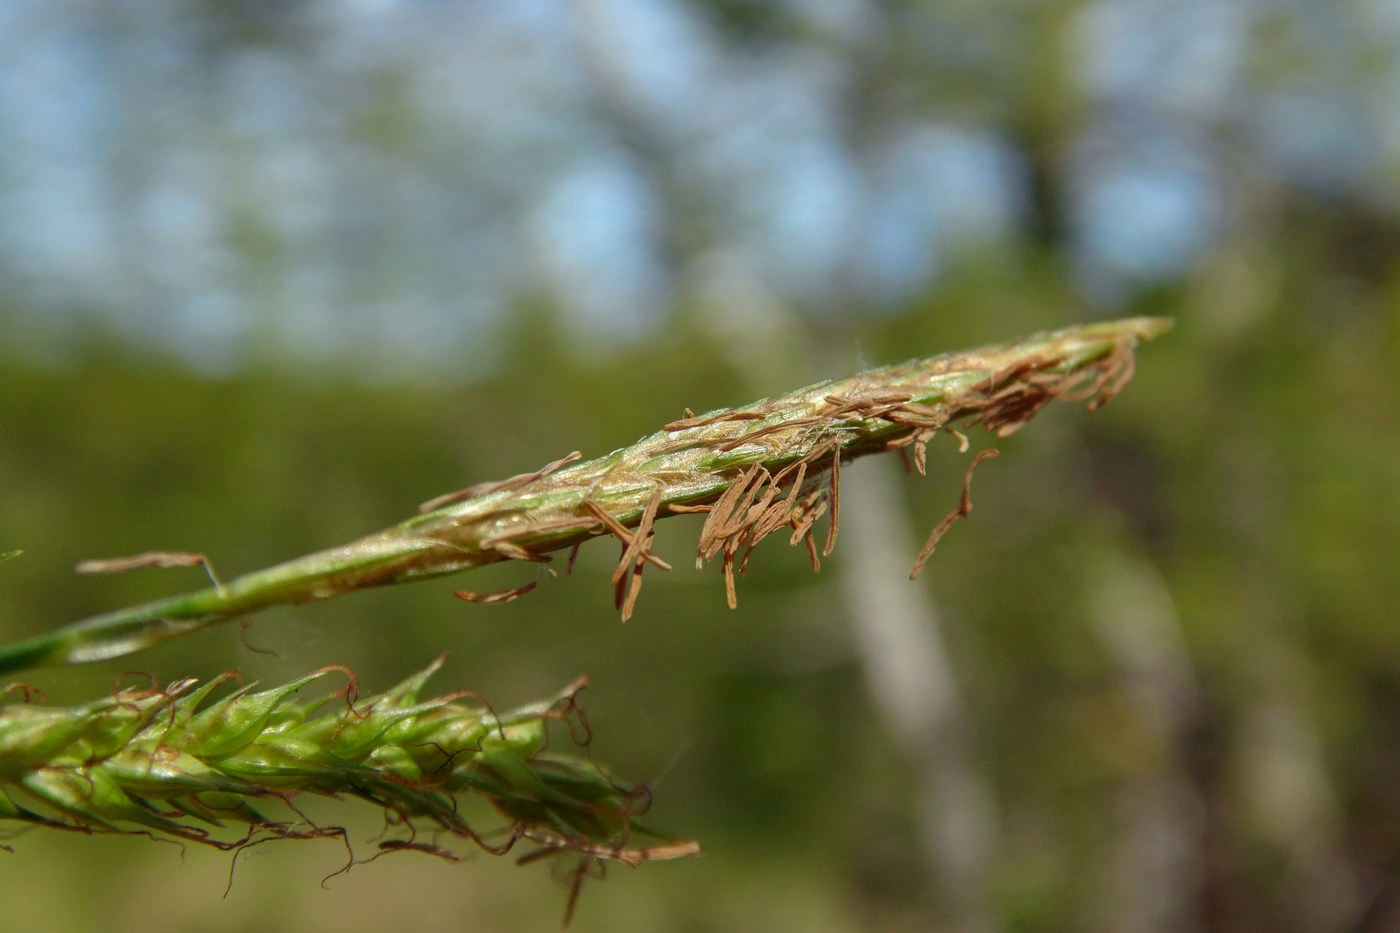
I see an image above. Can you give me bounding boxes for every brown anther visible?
[910,448,1000,579]
[663,409,767,431]
[419,451,583,513]
[455,581,538,604]
[491,541,551,563]
[75,551,224,591]
[822,444,841,557]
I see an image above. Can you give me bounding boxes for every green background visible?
[3,3,1400,931]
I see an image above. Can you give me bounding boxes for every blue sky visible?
[1,0,1392,373]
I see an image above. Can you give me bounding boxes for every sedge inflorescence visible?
[0,657,697,892]
[0,318,1170,675]
[450,318,1154,617]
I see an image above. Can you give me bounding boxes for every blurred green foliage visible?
[3,261,1399,931]
[4,1,1400,930]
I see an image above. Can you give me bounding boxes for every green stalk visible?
[0,658,698,871]
[0,317,1170,673]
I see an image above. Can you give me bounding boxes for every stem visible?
[0,317,1170,673]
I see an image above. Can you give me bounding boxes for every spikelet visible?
[0,317,1170,673]
[0,659,699,888]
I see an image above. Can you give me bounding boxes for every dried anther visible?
[76,551,212,574]
[585,487,671,621]
[76,551,225,592]
[490,541,551,564]
[419,451,584,513]
[455,582,538,605]
[910,448,1000,580]
[663,410,767,431]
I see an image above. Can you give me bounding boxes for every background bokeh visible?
[3,2,1399,931]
